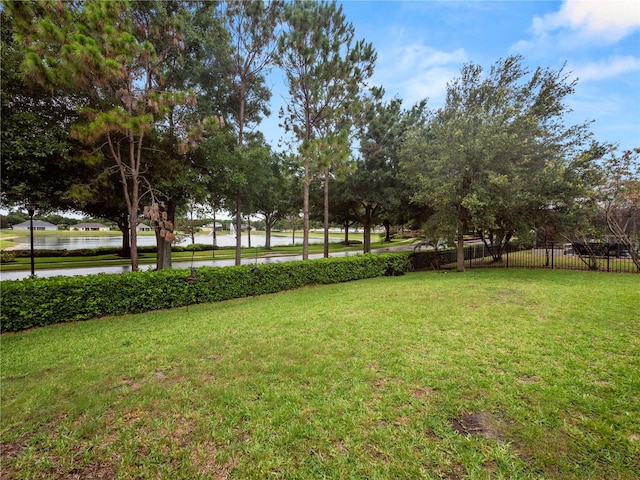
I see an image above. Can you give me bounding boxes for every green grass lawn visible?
[1,269,639,479]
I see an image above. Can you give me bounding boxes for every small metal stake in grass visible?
[183,250,198,314]
[251,246,260,274]
[185,267,197,284]
[185,250,197,284]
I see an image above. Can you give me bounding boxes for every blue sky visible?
[263,0,640,154]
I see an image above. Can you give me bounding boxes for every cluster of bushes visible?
[1,252,16,264]
[8,247,140,258]
[176,243,219,252]
[0,253,411,333]
[5,243,221,259]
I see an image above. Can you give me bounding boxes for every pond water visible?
[9,232,327,250]
[0,250,372,281]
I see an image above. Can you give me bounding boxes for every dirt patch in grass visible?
[413,386,435,398]
[449,411,507,442]
[0,437,28,479]
[1,435,117,480]
[190,441,237,479]
[62,463,116,479]
[0,434,31,462]
[518,375,541,383]
[440,462,467,480]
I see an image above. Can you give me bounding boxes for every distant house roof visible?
[13,220,58,230]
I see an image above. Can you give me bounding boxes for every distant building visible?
[12,220,58,231]
[201,222,224,232]
[136,223,152,232]
[70,222,110,232]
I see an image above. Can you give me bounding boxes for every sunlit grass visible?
[2,269,638,479]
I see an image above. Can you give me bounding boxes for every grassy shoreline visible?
[0,231,413,272]
[2,269,639,479]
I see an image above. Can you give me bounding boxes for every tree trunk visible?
[235,197,242,266]
[156,230,171,270]
[265,214,273,250]
[155,199,176,270]
[363,205,373,253]
[343,220,350,244]
[480,231,501,262]
[114,134,139,271]
[212,208,217,250]
[302,163,310,260]
[363,224,372,253]
[118,215,131,258]
[127,172,139,272]
[456,232,465,272]
[323,169,330,258]
[383,220,391,242]
[190,207,195,245]
[128,210,139,272]
[236,85,246,266]
[247,216,252,248]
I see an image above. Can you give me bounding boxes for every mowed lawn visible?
[1,269,638,479]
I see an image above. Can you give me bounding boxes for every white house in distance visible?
[70,222,110,232]
[13,220,58,231]
[201,222,224,232]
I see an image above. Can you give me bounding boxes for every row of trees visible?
[2,1,638,272]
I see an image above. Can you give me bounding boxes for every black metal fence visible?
[411,243,639,274]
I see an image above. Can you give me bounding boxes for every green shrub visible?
[10,247,136,258]
[173,243,217,252]
[8,244,219,258]
[0,251,16,264]
[0,253,411,333]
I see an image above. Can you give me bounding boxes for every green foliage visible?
[178,243,218,252]
[278,0,376,259]
[0,8,85,210]
[399,56,608,270]
[0,251,16,264]
[0,253,411,332]
[346,92,430,252]
[7,246,156,258]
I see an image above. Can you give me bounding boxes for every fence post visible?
[551,243,554,269]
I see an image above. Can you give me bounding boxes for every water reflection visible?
[0,250,365,281]
[9,233,320,250]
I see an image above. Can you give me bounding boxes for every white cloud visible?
[570,56,640,81]
[531,0,640,44]
[400,67,458,107]
[396,44,467,71]
[375,44,468,106]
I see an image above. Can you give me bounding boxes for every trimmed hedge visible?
[7,244,219,258]
[0,253,411,333]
